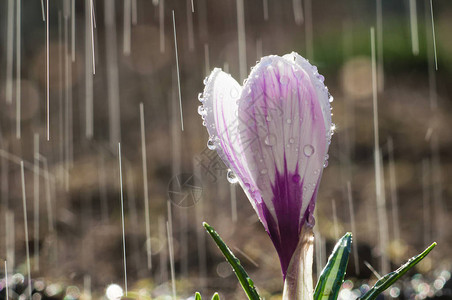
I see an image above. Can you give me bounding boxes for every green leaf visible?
[195,292,202,300]
[359,242,437,300]
[203,222,261,300]
[314,232,352,300]
[211,292,220,300]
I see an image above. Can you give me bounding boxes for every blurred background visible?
[0,0,451,299]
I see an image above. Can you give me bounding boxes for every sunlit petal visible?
[199,53,332,279]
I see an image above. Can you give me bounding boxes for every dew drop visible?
[227,169,238,183]
[264,134,276,146]
[266,115,272,122]
[289,138,295,144]
[294,69,303,80]
[312,65,318,74]
[197,105,206,116]
[202,121,206,126]
[203,76,209,85]
[198,92,204,102]
[286,119,292,124]
[230,87,239,98]
[260,169,268,175]
[323,154,329,168]
[292,174,301,183]
[306,214,315,227]
[303,144,315,157]
[279,75,289,85]
[207,138,216,150]
[328,92,334,103]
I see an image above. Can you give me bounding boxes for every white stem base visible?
[282,227,314,300]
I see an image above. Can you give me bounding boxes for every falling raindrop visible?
[303,144,315,157]
[227,169,238,183]
[264,134,276,146]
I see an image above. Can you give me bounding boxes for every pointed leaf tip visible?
[211,292,220,300]
[203,222,261,300]
[359,242,436,300]
[195,292,202,300]
[314,233,352,300]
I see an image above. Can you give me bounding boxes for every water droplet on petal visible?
[306,214,315,227]
[198,105,206,116]
[286,119,292,124]
[279,75,289,85]
[202,121,206,126]
[289,138,295,144]
[323,154,329,168]
[198,93,204,102]
[266,115,272,122]
[292,174,301,183]
[303,144,315,157]
[331,123,336,132]
[230,87,239,98]
[203,76,209,85]
[312,65,318,74]
[264,134,276,146]
[227,169,238,183]
[328,92,334,103]
[207,138,216,150]
[260,169,268,175]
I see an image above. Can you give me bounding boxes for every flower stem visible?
[283,226,314,300]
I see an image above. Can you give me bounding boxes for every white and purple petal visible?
[199,53,332,279]
[200,69,271,230]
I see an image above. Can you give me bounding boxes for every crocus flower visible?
[198,52,333,299]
